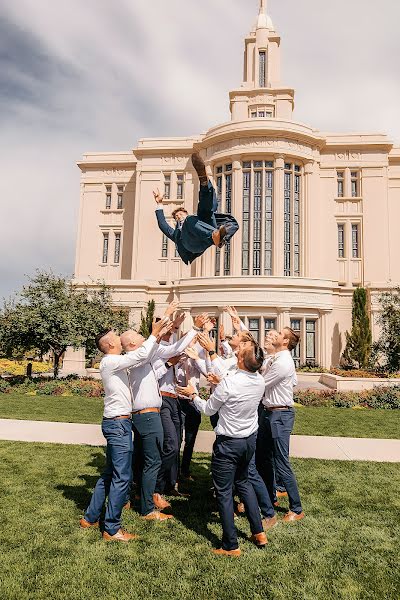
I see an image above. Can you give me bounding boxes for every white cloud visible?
[1,0,399,297]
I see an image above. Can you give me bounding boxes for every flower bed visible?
[330,368,400,379]
[294,387,400,410]
[0,359,52,376]
[0,375,103,397]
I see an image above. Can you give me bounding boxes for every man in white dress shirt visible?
[80,318,171,542]
[256,327,305,523]
[177,341,268,557]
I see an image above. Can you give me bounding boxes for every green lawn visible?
[0,393,400,439]
[0,441,399,600]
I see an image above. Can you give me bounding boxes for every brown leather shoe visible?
[142,511,173,521]
[212,548,241,557]
[79,517,99,529]
[191,152,207,184]
[282,511,305,523]
[235,502,245,516]
[102,529,139,542]
[250,532,268,547]
[276,490,288,498]
[153,493,171,510]
[262,515,278,531]
[212,226,227,248]
[123,501,131,510]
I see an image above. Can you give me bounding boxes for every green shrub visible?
[0,379,11,393]
[294,386,400,410]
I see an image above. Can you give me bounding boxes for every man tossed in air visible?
[154,153,239,265]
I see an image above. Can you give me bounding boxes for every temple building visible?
[73,0,400,368]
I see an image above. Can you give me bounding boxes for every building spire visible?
[257,0,270,30]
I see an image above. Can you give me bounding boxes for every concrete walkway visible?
[0,418,399,463]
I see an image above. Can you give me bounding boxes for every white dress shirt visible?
[100,336,158,418]
[193,369,265,438]
[152,330,197,395]
[262,350,298,408]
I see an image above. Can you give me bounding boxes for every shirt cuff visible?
[155,207,163,212]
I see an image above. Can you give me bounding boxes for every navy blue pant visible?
[156,396,181,494]
[178,398,201,477]
[85,418,133,535]
[182,181,239,254]
[247,454,275,518]
[256,408,303,514]
[132,412,164,516]
[212,433,263,551]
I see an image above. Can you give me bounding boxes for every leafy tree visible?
[0,271,129,378]
[139,300,155,338]
[342,287,372,369]
[373,286,400,373]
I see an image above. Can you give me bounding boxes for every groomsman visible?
[256,327,305,522]
[80,318,171,541]
[177,339,267,556]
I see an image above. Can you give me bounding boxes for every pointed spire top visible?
[257,0,274,31]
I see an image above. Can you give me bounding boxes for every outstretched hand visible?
[153,188,164,205]
[207,373,222,386]
[151,317,172,339]
[164,300,179,318]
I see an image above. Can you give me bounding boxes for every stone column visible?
[230,159,242,276]
[273,155,285,276]
[318,309,331,369]
[277,307,291,330]
[61,347,87,377]
[303,162,314,278]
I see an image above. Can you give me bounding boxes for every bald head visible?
[120,329,145,352]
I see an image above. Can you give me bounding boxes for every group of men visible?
[80,302,304,556]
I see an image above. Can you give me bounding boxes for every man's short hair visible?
[172,207,188,219]
[95,329,112,352]
[243,342,265,373]
[283,327,300,351]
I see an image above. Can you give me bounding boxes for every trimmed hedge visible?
[1,376,399,409]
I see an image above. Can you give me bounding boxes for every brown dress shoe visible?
[142,511,173,521]
[79,517,99,529]
[191,152,207,184]
[212,226,227,248]
[276,491,288,498]
[282,511,305,523]
[250,532,268,547]
[212,548,241,557]
[153,493,171,510]
[123,501,131,510]
[262,515,278,531]
[102,529,139,542]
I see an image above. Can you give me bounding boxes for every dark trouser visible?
[247,454,275,519]
[178,397,201,477]
[84,418,133,535]
[155,396,181,494]
[212,433,263,551]
[256,408,303,514]
[182,182,239,254]
[131,412,164,516]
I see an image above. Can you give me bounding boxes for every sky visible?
[1,0,399,299]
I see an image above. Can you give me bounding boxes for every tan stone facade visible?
[73,1,400,369]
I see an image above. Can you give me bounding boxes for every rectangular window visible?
[225,164,232,172]
[284,170,292,276]
[294,174,300,276]
[253,169,262,275]
[264,318,276,335]
[216,166,223,174]
[177,174,184,200]
[338,224,345,258]
[290,319,301,367]
[251,111,257,118]
[351,171,359,198]
[117,186,123,209]
[114,233,121,264]
[164,175,171,199]
[102,233,109,264]
[105,185,112,210]
[264,169,273,275]
[258,111,265,118]
[225,173,232,214]
[248,318,260,343]
[352,224,360,258]
[259,51,266,87]
[337,172,344,198]
[162,234,168,258]
[242,169,251,275]
[306,320,316,364]
[215,175,222,276]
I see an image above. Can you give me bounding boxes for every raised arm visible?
[154,189,175,240]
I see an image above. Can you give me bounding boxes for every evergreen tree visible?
[139,300,155,338]
[342,287,372,369]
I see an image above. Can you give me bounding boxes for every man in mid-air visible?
[154,153,239,265]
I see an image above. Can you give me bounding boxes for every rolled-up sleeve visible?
[193,381,228,416]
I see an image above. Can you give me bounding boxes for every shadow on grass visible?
[56,450,105,512]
